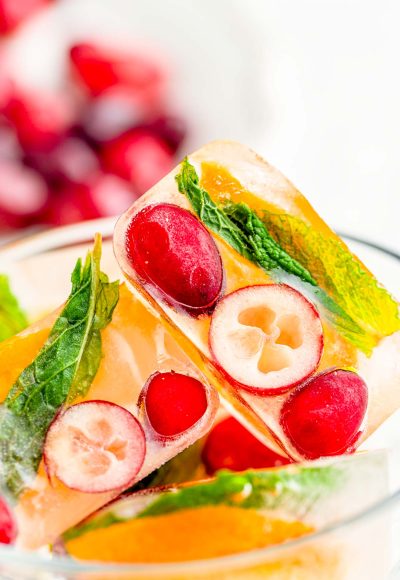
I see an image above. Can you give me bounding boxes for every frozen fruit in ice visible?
[69,42,164,101]
[25,137,99,186]
[142,371,209,437]
[125,203,224,311]
[0,160,48,228]
[209,284,323,395]
[0,0,51,35]
[280,369,368,459]
[46,173,135,226]
[202,416,290,475]
[44,401,146,493]
[0,496,17,544]
[3,88,75,152]
[101,129,174,194]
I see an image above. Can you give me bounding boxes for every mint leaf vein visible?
[0,235,119,499]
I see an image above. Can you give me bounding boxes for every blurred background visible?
[0,0,398,253]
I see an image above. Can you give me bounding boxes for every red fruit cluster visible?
[0,33,186,230]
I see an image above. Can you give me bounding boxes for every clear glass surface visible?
[0,218,399,580]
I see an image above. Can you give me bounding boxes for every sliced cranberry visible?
[44,401,146,493]
[209,284,323,395]
[142,372,208,437]
[202,416,291,475]
[280,369,368,459]
[101,129,174,195]
[126,203,224,311]
[0,497,17,544]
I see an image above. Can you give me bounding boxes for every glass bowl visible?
[0,218,399,580]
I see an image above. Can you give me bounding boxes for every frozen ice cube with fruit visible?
[61,451,388,566]
[114,140,400,460]
[0,236,218,549]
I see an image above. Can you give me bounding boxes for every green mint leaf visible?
[136,466,341,519]
[175,158,252,259]
[223,204,370,351]
[224,202,317,285]
[0,275,28,342]
[262,211,400,347]
[63,511,124,543]
[65,464,341,540]
[0,235,119,499]
[63,453,386,542]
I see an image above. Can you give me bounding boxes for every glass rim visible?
[0,217,399,574]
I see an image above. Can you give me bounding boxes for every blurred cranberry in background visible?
[0,121,22,160]
[24,137,99,186]
[202,416,291,476]
[0,0,51,35]
[101,129,174,195]
[143,114,187,154]
[2,87,76,153]
[69,42,165,104]
[80,87,150,144]
[80,87,186,152]
[0,19,188,233]
[45,172,136,226]
[0,160,49,229]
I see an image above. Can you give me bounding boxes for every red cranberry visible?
[202,416,291,475]
[143,372,208,437]
[101,129,174,195]
[280,369,368,459]
[126,203,224,311]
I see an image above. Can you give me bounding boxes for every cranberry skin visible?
[126,203,224,311]
[0,496,17,544]
[69,43,164,101]
[143,372,208,437]
[202,417,291,475]
[101,129,174,195]
[280,369,368,460]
